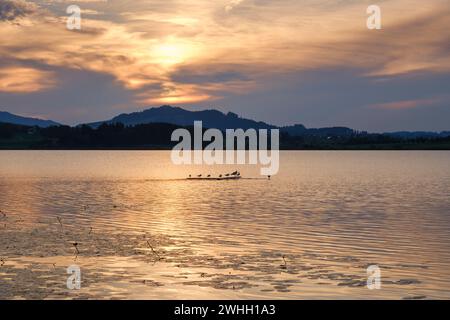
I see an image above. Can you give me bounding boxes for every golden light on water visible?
[1,151,450,299]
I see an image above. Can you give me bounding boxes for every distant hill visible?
[2,106,448,139]
[85,105,276,131]
[384,131,450,139]
[0,111,60,128]
[281,124,357,137]
[84,105,362,137]
[84,105,450,139]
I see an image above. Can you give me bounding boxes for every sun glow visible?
[151,42,195,66]
[151,94,212,104]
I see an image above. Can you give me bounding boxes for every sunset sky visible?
[0,0,449,131]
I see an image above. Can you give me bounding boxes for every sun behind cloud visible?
[151,42,195,66]
[0,0,449,129]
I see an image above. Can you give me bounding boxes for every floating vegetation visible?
[0,217,432,299]
[403,295,427,300]
[72,242,79,254]
[395,279,421,285]
[146,240,162,261]
[280,255,287,270]
[56,217,63,229]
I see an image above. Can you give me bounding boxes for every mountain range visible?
[85,105,276,131]
[0,111,60,128]
[84,106,366,137]
[1,106,449,138]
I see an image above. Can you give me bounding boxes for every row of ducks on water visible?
[188,170,241,179]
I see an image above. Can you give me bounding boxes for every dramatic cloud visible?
[0,0,449,129]
[0,66,55,93]
[0,0,37,21]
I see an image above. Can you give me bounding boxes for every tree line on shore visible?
[1,122,449,150]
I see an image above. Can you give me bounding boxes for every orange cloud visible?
[136,83,216,105]
[368,98,441,110]
[0,66,56,93]
[0,0,449,104]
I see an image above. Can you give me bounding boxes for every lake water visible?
[1,151,450,299]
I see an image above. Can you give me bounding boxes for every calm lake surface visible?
[1,151,450,299]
